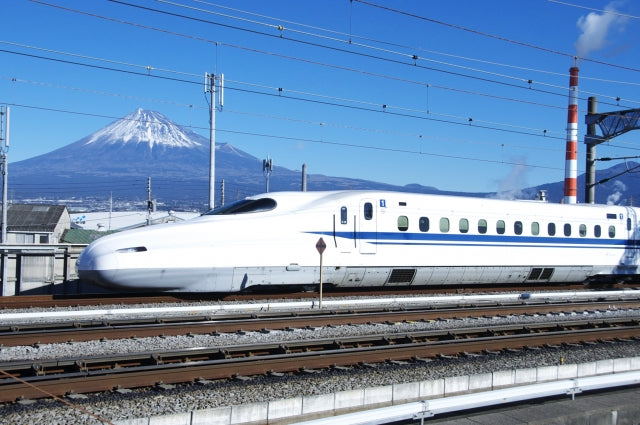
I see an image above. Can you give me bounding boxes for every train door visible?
[359,199,377,254]
[623,207,639,267]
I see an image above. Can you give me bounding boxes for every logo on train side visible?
[380,199,386,208]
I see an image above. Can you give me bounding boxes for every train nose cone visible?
[76,239,122,288]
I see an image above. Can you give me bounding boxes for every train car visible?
[76,190,640,292]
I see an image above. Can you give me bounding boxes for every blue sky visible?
[2,0,640,194]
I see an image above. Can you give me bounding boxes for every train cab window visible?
[478,219,487,234]
[205,197,277,215]
[496,220,505,235]
[564,223,571,237]
[397,216,409,231]
[531,222,540,235]
[594,225,601,237]
[579,224,587,237]
[609,226,616,238]
[459,218,469,233]
[514,221,523,235]
[419,217,430,232]
[364,202,373,220]
[340,206,348,224]
[440,217,450,233]
[548,223,556,236]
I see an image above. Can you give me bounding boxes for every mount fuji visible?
[8,109,640,210]
[8,109,419,210]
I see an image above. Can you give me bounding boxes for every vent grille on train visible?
[387,268,416,284]
[527,267,555,281]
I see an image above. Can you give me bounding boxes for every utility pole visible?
[585,97,597,204]
[220,179,225,207]
[263,156,273,192]
[1,106,10,296]
[205,72,224,210]
[0,106,9,244]
[584,101,640,203]
[301,163,307,192]
[146,177,152,226]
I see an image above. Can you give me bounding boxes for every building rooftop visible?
[5,204,68,232]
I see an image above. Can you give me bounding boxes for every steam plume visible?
[574,2,627,57]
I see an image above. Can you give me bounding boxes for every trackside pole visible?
[316,238,326,308]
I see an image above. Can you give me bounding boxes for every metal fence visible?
[1,245,87,296]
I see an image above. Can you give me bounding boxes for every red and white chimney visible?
[564,65,579,204]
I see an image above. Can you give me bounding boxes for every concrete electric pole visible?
[205,72,224,211]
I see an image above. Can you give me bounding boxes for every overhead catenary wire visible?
[1,101,579,174]
[0,44,628,143]
[354,0,640,74]
[29,1,640,108]
[5,0,638,188]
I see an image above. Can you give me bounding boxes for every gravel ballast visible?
[0,302,638,425]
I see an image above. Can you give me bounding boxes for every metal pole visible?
[319,252,323,309]
[301,163,307,192]
[263,156,272,193]
[208,73,216,210]
[585,97,598,204]
[315,238,326,309]
[1,153,7,296]
[1,106,9,296]
[146,177,152,226]
[1,153,6,243]
[220,179,225,207]
[1,106,8,244]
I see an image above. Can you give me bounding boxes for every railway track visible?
[1,300,640,347]
[1,282,635,309]
[0,317,638,403]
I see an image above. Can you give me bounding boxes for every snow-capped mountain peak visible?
[84,108,203,149]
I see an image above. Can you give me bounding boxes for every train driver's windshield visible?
[204,198,277,215]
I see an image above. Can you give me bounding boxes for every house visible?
[3,204,71,244]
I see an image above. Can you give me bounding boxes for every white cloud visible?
[574,2,628,57]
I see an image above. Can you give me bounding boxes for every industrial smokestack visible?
[564,64,579,204]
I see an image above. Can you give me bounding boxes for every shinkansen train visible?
[76,190,640,292]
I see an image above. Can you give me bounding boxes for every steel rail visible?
[1,300,639,346]
[1,283,634,309]
[0,318,638,402]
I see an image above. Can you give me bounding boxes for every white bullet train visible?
[76,190,640,292]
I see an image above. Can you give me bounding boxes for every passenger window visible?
[579,224,587,237]
[594,225,601,237]
[514,221,523,235]
[364,202,373,220]
[531,222,539,235]
[564,223,571,237]
[496,220,505,235]
[419,217,429,232]
[478,219,487,234]
[459,218,469,233]
[440,217,450,233]
[548,223,556,236]
[397,216,408,231]
[341,206,347,224]
[609,226,616,238]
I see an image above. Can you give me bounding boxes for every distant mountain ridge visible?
[8,109,640,211]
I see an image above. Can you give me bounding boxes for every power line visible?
[22,3,640,109]
[355,0,640,74]
[548,0,640,20]
[6,2,639,173]
[4,97,638,172]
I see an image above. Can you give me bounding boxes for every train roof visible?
[246,190,633,212]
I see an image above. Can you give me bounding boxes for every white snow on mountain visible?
[84,108,204,149]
